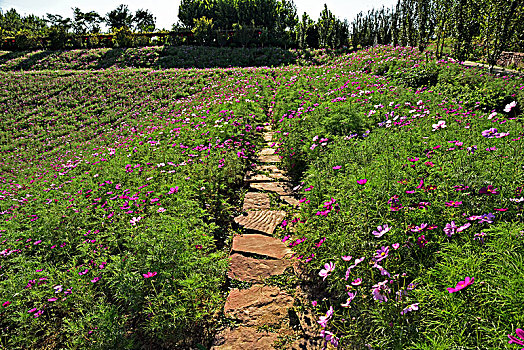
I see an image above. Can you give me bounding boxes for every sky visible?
[0,0,398,31]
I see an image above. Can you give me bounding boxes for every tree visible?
[106,4,134,30]
[134,9,156,32]
[72,8,102,34]
[479,0,523,69]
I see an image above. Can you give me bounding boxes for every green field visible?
[1,45,523,349]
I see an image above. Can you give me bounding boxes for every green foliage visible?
[112,26,134,48]
[192,16,214,45]
[14,29,41,50]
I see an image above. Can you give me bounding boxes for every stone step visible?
[257,154,281,163]
[234,210,286,235]
[280,195,300,207]
[253,164,286,175]
[232,234,292,259]
[244,172,275,183]
[212,327,278,350]
[224,285,293,326]
[242,192,270,211]
[263,132,274,142]
[260,148,276,155]
[228,253,290,282]
[251,182,293,196]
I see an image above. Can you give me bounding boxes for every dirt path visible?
[211,123,321,350]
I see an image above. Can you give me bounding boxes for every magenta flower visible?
[142,271,157,278]
[351,278,362,286]
[332,165,342,170]
[447,277,474,293]
[479,185,499,195]
[168,186,179,194]
[372,224,391,238]
[508,328,524,348]
[319,262,335,280]
[357,178,367,185]
[411,223,428,233]
[2,301,11,307]
[445,201,462,207]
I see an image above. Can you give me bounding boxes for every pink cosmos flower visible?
[392,243,400,249]
[432,120,447,131]
[130,216,142,226]
[317,306,333,328]
[504,101,517,113]
[341,291,357,307]
[168,186,179,194]
[333,165,342,170]
[341,255,352,261]
[372,224,391,238]
[508,328,524,348]
[2,301,11,307]
[142,271,157,278]
[357,178,367,185]
[445,201,462,207]
[319,262,335,280]
[447,277,474,293]
[351,278,362,286]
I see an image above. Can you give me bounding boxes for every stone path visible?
[212,124,321,350]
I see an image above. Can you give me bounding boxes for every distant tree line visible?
[0,2,351,51]
[0,0,522,66]
[350,0,524,66]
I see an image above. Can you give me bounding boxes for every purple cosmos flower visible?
[444,221,457,237]
[319,262,335,281]
[321,330,339,347]
[357,178,367,185]
[373,224,391,238]
[374,246,389,262]
[508,328,524,348]
[479,213,495,224]
[479,185,499,195]
[400,303,420,315]
[474,232,486,244]
[447,276,474,293]
[482,128,498,138]
[372,280,390,303]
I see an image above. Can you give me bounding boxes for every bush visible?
[112,26,134,48]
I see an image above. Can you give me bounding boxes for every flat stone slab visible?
[224,285,293,326]
[228,253,290,282]
[212,326,278,350]
[251,182,293,196]
[280,195,300,207]
[263,132,274,142]
[243,192,270,211]
[234,210,286,235]
[257,154,281,163]
[260,148,276,155]
[253,164,287,175]
[244,172,275,183]
[232,234,292,259]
